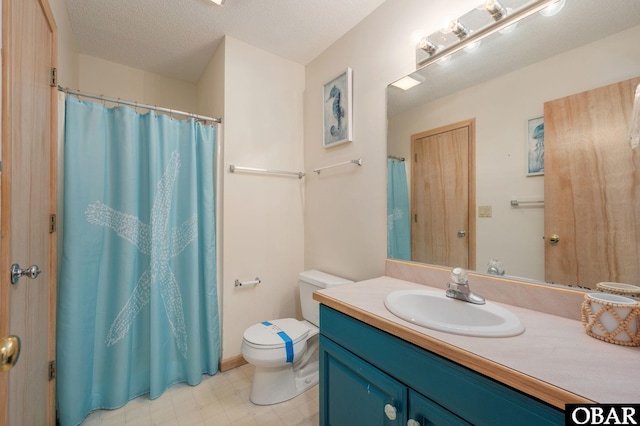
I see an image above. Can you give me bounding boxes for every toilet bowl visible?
[241,270,353,405]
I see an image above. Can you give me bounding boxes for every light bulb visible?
[484,0,507,21]
[540,0,565,17]
[449,20,469,40]
[418,38,438,56]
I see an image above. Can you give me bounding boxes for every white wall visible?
[48,0,80,88]
[78,55,197,112]
[196,39,225,122]
[388,25,640,281]
[303,0,478,281]
[218,37,305,360]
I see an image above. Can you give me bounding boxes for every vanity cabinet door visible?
[320,305,564,425]
[408,390,472,426]
[319,335,407,426]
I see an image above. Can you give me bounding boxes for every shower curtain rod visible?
[58,86,222,124]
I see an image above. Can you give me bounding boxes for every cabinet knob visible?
[407,420,421,426]
[384,404,398,421]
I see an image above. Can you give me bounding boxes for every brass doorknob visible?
[0,335,21,372]
[548,234,560,244]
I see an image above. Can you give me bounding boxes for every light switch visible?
[478,205,492,218]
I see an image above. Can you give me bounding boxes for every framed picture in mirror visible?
[322,68,352,148]
[526,116,544,176]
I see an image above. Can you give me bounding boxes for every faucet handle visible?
[450,267,468,284]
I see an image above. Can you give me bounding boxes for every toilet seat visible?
[243,318,310,349]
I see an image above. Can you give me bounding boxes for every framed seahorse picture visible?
[322,68,353,148]
[526,116,544,176]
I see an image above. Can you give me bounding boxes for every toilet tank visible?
[299,270,353,327]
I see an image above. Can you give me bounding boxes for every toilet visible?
[241,270,353,405]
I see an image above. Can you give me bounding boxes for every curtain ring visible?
[169,108,174,121]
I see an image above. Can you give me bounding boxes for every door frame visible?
[0,0,58,423]
[410,118,476,270]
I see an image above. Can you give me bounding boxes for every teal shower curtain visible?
[57,96,220,426]
[387,158,411,260]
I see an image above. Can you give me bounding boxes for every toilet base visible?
[249,356,319,405]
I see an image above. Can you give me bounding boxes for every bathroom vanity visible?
[314,274,640,425]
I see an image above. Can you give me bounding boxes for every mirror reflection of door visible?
[0,0,57,423]
[411,119,476,270]
[544,77,640,287]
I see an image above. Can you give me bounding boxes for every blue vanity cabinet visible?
[319,305,564,426]
[408,390,473,425]
[319,336,407,425]
[320,336,469,425]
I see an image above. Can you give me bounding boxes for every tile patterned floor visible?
[81,364,319,426]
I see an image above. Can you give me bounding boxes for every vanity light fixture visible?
[483,0,517,34]
[419,38,450,65]
[418,38,438,56]
[210,0,225,5]
[448,20,470,40]
[416,0,564,69]
[484,0,507,21]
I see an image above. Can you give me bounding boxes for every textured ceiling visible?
[64,0,387,83]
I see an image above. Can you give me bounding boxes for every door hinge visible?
[48,360,56,381]
[49,214,57,233]
[50,67,57,87]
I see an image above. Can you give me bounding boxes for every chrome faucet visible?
[486,258,505,276]
[445,267,485,305]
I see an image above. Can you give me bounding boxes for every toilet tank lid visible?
[299,270,354,288]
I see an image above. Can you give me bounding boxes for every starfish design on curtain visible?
[86,151,197,358]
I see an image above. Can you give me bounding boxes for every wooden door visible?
[0,0,58,424]
[544,77,640,288]
[411,120,475,270]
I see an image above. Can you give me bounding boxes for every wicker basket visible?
[581,293,640,347]
[596,282,640,297]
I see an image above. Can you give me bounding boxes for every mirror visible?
[387,0,640,288]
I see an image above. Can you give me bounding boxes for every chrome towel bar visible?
[510,199,544,207]
[229,165,304,179]
[313,158,362,174]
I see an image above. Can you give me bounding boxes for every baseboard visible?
[220,354,247,372]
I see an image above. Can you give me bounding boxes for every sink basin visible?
[384,290,525,337]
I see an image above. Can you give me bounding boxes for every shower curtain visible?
[387,158,411,260]
[57,96,220,426]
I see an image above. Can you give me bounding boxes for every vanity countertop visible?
[313,276,640,409]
